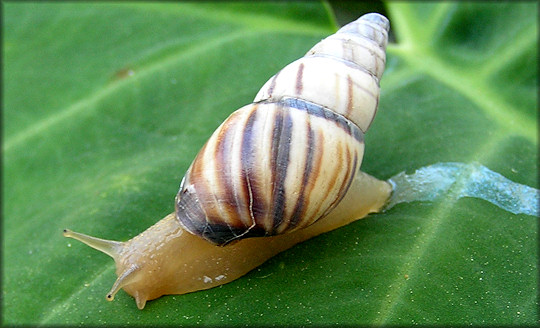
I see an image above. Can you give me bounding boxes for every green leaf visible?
[3,2,537,326]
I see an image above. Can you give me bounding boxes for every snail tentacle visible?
[62,229,123,259]
[106,264,140,302]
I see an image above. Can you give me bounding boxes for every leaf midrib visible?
[386,4,536,143]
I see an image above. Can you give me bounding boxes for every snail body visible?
[64,172,390,309]
[64,13,391,309]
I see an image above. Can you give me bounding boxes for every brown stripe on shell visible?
[342,147,360,198]
[239,105,265,226]
[306,137,349,228]
[201,115,242,229]
[266,70,280,98]
[269,108,284,232]
[286,116,315,230]
[270,108,294,234]
[295,62,304,94]
[363,89,380,136]
[346,74,354,118]
[296,128,328,226]
[212,113,241,222]
[322,142,359,219]
[345,63,378,98]
[323,139,346,216]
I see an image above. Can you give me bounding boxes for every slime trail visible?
[385,162,539,217]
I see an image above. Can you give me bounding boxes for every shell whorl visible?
[255,13,389,132]
[176,13,389,245]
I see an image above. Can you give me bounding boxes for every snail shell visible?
[176,13,389,245]
[63,13,391,309]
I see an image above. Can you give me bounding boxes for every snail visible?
[63,13,391,310]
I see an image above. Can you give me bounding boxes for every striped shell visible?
[175,13,389,245]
